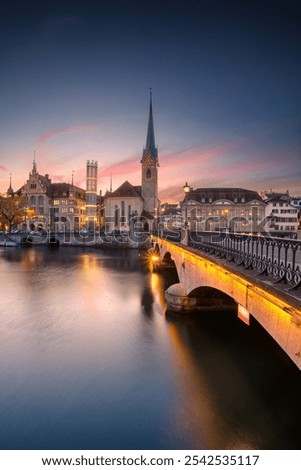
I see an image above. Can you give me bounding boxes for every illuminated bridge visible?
[152,233,301,370]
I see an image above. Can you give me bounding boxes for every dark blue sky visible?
[1,0,300,200]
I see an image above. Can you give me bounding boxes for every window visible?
[114,205,119,226]
[30,184,36,189]
[121,201,125,223]
[146,169,151,179]
[54,200,60,206]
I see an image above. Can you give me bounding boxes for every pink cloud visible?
[0,165,8,172]
[36,124,97,144]
[99,156,139,178]
[50,174,66,182]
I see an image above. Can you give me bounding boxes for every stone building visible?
[263,192,298,238]
[48,182,86,232]
[181,187,266,233]
[16,160,86,231]
[17,158,52,229]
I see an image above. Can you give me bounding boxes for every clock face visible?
[142,154,155,166]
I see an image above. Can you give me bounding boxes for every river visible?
[0,246,300,450]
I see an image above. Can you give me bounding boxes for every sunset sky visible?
[1,0,300,202]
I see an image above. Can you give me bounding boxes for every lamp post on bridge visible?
[183,182,191,246]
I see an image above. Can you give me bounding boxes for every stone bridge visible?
[152,236,301,370]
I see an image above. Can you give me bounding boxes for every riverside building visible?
[181,187,266,234]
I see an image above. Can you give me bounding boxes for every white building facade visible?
[181,188,266,234]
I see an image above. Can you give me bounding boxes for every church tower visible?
[141,91,159,217]
[86,160,98,229]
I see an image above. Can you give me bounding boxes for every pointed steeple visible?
[143,89,158,161]
[7,173,14,196]
[32,151,38,175]
[141,90,159,217]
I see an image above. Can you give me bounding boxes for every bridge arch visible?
[154,236,301,369]
[187,286,237,312]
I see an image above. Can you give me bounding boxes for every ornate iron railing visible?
[187,231,301,289]
[157,230,301,289]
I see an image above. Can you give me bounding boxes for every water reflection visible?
[164,311,301,449]
[0,246,300,450]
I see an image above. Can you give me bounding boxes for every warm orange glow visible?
[238,304,250,325]
[152,235,301,321]
[151,255,160,262]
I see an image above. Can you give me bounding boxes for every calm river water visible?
[0,246,300,450]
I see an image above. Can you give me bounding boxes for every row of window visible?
[271,226,296,231]
[272,202,290,207]
[273,217,297,223]
[114,203,133,225]
[271,209,297,214]
[185,209,265,217]
[53,207,86,214]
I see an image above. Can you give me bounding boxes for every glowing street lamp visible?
[182,182,191,246]
[183,182,191,227]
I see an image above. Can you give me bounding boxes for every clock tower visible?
[141,91,159,217]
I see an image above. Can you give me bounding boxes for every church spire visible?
[7,173,14,196]
[32,151,38,175]
[143,89,158,161]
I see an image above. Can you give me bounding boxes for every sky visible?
[0,0,300,202]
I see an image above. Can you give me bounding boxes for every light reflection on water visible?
[0,246,300,450]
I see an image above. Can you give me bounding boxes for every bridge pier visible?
[165,283,197,312]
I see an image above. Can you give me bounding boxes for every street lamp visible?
[183,182,191,225]
[183,182,191,245]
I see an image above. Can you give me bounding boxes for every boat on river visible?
[0,240,17,247]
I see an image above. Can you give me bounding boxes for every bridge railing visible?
[158,230,301,289]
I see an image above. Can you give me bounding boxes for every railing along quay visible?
[159,230,301,289]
